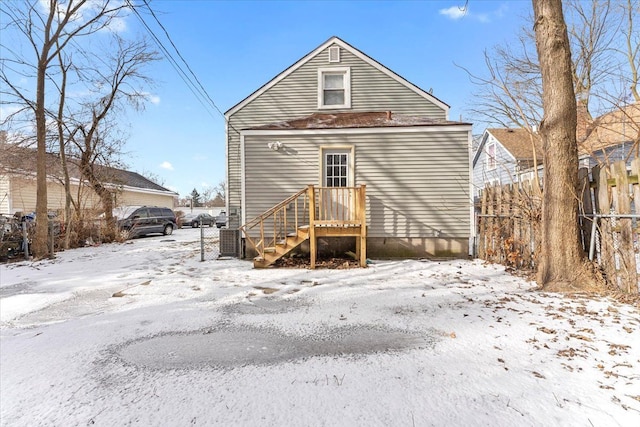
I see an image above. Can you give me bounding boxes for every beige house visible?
[0,145,176,216]
[225,36,472,264]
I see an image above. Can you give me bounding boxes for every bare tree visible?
[1,0,128,257]
[66,36,157,241]
[533,0,597,290]
[618,0,640,102]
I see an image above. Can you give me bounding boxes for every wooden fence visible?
[476,158,639,293]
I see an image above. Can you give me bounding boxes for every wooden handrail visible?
[240,185,366,261]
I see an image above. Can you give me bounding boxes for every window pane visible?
[324,90,344,105]
[340,154,347,164]
[340,166,346,176]
[333,178,340,187]
[324,74,344,89]
[341,178,347,187]
[327,155,333,165]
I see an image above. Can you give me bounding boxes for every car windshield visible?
[183,214,197,220]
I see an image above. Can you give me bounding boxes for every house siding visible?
[5,175,174,215]
[243,128,470,241]
[0,175,9,214]
[116,191,174,209]
[227,42,447,228]
[472,135,518,197]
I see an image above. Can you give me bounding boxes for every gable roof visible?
[247,111,468,131]
[0,144,176,194]
[488,128,543,159]
[472,128,543,167]
[579,102,639,155]
[224,36,450,118]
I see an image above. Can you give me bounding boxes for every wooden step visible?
[253,232,310,268]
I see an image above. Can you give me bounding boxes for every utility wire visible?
[125,0,220,122]
[141,0,228,120]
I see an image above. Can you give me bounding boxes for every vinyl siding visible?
[6,175,173,215]
[116,191,174,209]
[227,42,447,227]
[472,137,518,198]
[243,128,470,239]
[0,175,9,214]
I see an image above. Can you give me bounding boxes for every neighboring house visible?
[579,102,639,169]
[472,103,639,197]
[472,128,543,197]
[0,145,177,215]
[224,36,472,264]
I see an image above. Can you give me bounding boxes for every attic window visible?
[318,67,351,109]
[486,142,497,170]
[328,46,340,63]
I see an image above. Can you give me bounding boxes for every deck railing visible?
[240,185,366,261]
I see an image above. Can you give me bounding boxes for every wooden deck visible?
[240,185,367,268]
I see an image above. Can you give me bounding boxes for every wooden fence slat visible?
[612,160,638,292]
[594,165,618,287]
[486,185,496,261]
[474,159,637,293]
[578,167,593,253]
[478,188,488,259]
[520,180,533,267]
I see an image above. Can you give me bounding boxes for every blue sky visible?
[5,0,534,198]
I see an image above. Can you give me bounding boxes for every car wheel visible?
[163,224,174,235]
[192,221,199,228]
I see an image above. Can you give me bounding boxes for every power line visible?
[141,0,228,120]
[124,0,220,122]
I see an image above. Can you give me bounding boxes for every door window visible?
[325,152,349,187]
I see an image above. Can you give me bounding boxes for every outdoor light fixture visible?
[267,141,283,151]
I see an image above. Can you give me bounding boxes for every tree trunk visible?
[533,0,592,290]
[80,152,116,242]
[34,56,50,258]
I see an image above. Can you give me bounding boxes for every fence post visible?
[594,165,617,287]
[48,220,54,257]
[22,221,30,260]
[200,223,205,262]
[611,160,637,292]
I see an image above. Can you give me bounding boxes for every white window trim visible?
[486,142,497,171]
[317,67,351,110]
[319,145,355,187]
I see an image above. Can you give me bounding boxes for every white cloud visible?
[160,161,174,171]
[148,94,161,105]
[476,13,490,23]
[439,6,467,20]
[439,4,507,23]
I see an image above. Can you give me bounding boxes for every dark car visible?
[215,211,227,228]
[114,206,177,238]
[181,213,215,228]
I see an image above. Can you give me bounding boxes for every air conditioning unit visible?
[219,229,239,257]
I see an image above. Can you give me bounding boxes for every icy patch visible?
[117,325,435,369]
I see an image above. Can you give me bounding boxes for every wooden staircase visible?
[253,226,310,268]
[240,185,367,269]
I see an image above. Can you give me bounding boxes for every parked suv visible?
[114,206,177,238]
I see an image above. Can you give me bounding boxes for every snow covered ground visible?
[1,228,639,426]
